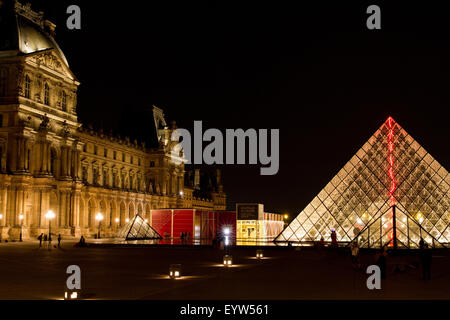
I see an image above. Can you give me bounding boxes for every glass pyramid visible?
[276,117,449,248]
[118,214,162,240]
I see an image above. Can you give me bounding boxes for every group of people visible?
[180,232,191,243]
[37,233,62,248]
[349,237,432,281]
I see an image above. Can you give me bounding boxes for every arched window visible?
[44,83,50,105]
[61,91,67,111]
[24,75,31,99]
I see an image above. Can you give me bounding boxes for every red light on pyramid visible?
[386,116,395,128]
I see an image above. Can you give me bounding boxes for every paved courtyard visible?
[0,240,449,300]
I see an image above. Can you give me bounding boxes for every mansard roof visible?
[0,1,69,67]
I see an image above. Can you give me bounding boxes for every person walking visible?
[57,234,62,248]
[38,233,43,247]
[351,241,361,269]
[420,243,432,280]
[376,247,387,279]
[419,238,425,250]
[330,230,338,248]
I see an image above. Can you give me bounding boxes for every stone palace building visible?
[0,1,226,240]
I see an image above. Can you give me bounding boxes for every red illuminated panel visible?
[150,210,172,238]
[172,210,194,238]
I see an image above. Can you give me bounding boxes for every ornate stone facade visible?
[0,1,226,239]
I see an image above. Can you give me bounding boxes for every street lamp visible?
[19,214,24,242]
[45,210,55,241]
[95,213,104,239]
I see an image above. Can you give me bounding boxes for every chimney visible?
[194,169,200,190]
[44,20,56,37]
[216,169,223,192]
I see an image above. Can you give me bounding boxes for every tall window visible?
[44,83,50,105]
[104,148,108,157]
[0,69,7,96]
[61,91,67,111]
[24,75,31,99]
[113,151,117,160]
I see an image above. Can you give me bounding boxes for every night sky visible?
[21,1,450,217]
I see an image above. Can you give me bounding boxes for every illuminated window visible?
[24,75,31,98]
[61,91,67,111]
[44,83,50,105]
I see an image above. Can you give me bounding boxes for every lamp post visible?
[19,214,24,242]
[95,213,104,239]
[45,210,55,242]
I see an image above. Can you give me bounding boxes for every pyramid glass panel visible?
[118,214,162,240]
[275,117,449,248]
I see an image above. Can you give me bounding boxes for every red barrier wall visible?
[149,209,236,240]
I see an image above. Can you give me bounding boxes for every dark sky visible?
[24,1,450,216]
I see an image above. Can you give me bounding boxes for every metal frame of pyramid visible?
[118,214,162,240]
[275,117,449,249]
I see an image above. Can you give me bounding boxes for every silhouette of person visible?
[420,243,432,280]
[38,233,43,247]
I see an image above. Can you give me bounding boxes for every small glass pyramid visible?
[118,214,162,240]
[276,117,449,248]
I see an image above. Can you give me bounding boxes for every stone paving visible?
[0,240,448,300]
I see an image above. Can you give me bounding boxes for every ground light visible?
[223,255,233,267]
[256,249,264,259]
[169,264,182,279]
[64,290,79,300]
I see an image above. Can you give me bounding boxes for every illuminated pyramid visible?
[276,117,449,248]
[118,214,162,240]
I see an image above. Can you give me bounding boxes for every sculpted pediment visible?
[27,50,77,81]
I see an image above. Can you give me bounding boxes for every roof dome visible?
[0,1,69,67]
